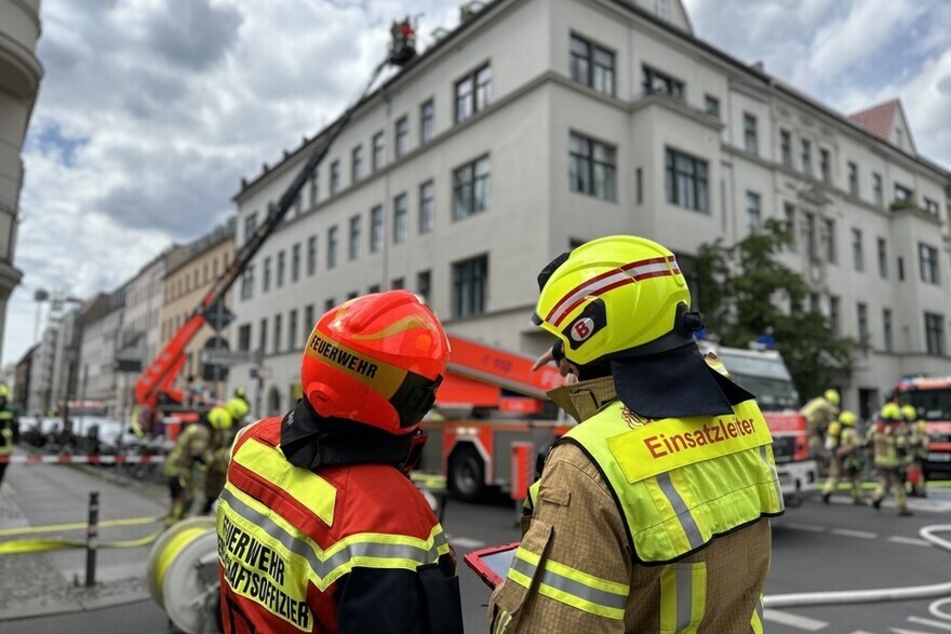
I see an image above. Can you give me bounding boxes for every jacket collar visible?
[546,376,617,424]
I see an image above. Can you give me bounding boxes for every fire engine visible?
[418,336,818,505]
[893,376,951,479]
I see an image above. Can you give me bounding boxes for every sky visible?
[5,0,951,367]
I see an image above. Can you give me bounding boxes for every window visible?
[294,192,302,216]
[809,292,821,314]
[783,203,797,251]
[259,318,268,355]
[324,298,335,312]
[805,212,817,260]
[920,243,939,284]
[368,284,380,294]
[801,139,811,175]
[244,213,258,245]
[240,265,254,300]
[349,215,362,260]
[238,324,252,352]
[883,308,893,352]
[820,148,831,182]
[391,278,404,290]
[452,255,488,318]
[455,64,492,123]
[395,116,409,158]
[370,205,383,252]
[393,194,408,244]
[704,95,720,118]
[569,34,615,95]
[347,291,359,300]
[309,175,318,208]
[873,173,883,206]
[894,183,914,203]
[824,218,836,264]
[924,197,940,216]
[417,269,431,304]
[829,295,840,335]
[780,130,791,167]
[307,235,317,276]
[746,192,761,233]
[665,148,708,213]
[654,0,670,20]
[273,314,283,354]
[420,99,434,144]
[743,114,758,155]
[847,162,858,196]
[327,226,338,269]
[277,251,286,287]
[351,145,363,183]
[925,312,945,356]
[330,160,340,195]
[569,133,616,201]
[288,309,298,351]
[263,256,272,292]
[304,305,315,336]
[642,66,683,99]
[636,168,643,204]
[898,256,905,281]
[419,180,435,233]
[851,228,863,271]
[292,243,301,282]
[857,302,869,346]
[453,155,491,220]
[372,132,385,171]
[877,238,888,278]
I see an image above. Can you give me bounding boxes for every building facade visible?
[124,249,171,374]
[227,0,947,419]
[159,221,235,401]
[0,0,43,359]
[77,291,125,413]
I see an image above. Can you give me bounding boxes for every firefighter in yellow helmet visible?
[902,404,929,498]
[868,402,912,516]
[800,388,840,461]
[489,235,784,633]
[199,397,249,514]
[821,410,865,505]
[162,403,236,525]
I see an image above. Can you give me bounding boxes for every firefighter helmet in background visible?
[824,389,840,406]
[301,290,449,435]
[532,235,701,367]
[207,406,233,431]
[225,397,249,421]
[901,404,918,422]
[838,410,857,426]
[880,402,902,422]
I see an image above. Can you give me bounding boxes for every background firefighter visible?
[868,402,913,516]
[800,388,840,462]
[821,410,865,505]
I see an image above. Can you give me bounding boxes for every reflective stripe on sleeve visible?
[659,563,707,633]
[506,547,628,619]
[759,445,785,512]
[750,594,764,633]
[219,485,449,591]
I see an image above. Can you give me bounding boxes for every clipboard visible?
[463,542,519,589]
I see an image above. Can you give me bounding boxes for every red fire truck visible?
[893,376,951,479]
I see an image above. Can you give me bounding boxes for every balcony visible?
[0,0,43,98]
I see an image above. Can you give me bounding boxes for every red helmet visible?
[301,290,449,435]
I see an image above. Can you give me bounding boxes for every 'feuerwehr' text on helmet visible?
[301,290,449,435]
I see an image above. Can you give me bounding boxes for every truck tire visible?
[448,445,485,502]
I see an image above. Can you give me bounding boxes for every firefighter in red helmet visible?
[216,291,463,633]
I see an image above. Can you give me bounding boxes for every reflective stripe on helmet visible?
[304,330,408,398]
[545,256,679,327]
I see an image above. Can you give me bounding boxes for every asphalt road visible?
[2,461,951,633]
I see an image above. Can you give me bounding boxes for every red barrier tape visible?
[0,454,166,464]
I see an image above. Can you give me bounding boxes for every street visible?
[1,462,951,633]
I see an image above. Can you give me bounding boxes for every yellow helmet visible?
[208,406,233,431]
[838,410,857,426]
[532,235,698,366]
[880,402,901,422]
[0,384,8,399]
[900,404,917,422]
[226,397,250,421]
[823,389,840,406]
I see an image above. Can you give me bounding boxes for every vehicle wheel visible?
[448,446,485,502]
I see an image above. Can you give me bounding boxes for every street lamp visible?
[33,288,49,342]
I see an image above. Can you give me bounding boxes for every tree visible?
[692,218,853,402]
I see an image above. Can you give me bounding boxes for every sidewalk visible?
[0,454,170,622]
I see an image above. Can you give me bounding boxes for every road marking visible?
[448,537,485,550]
[888,535,932,547]
[908,616,951,631]
[784,522,826,532]
[763,608,828,630]
[830,528,877,539]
